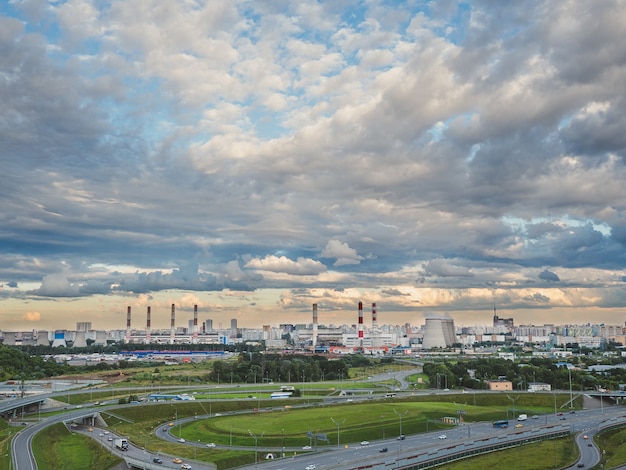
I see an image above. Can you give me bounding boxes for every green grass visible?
[436,436,577,470]
[32,423,122,470]
[595,425,626,469]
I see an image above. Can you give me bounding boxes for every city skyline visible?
[2,2,626,331]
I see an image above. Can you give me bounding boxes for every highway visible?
[7,383,626,470]
[229,407,626,470]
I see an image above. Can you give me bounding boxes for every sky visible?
[2,0,626,332]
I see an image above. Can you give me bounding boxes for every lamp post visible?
[393,409,405,439]
[248,430,264,466]
[568,368,573,408]
[331,418,345,448]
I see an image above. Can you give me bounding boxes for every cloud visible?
[320,240,364,266]
[538,269,560,282]
[424,259,474,277]
[23,312,41,322]
[245,255,326,275]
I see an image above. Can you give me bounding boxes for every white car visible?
[178,438,186,443]
[181,464,192,470]
[438,434,447,439]
[360,441,369,445]
[302,445,312,450]
[206,442,216,447]
[305,465,316,470]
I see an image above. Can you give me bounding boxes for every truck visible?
[114,438,128,451]
[517,414,528,421]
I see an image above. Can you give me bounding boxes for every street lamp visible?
[331,418,345,448]
[568,368,573,408]
[248,430,264,466]
[393,409,406,439]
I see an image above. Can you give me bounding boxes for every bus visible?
[493,420,509,428]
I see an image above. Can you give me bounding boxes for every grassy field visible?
[594,425,626,469]
[437,436,577,469]
[32,423,122,470]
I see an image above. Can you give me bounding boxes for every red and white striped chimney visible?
[312,303,318,350]
[125,306,131,343]
[358,301,364,340]
[193,304,199,343]
[170,304,175,344]
[146,306,151,343]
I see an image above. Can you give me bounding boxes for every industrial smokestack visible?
[193,304,199,343]
[125,306,131,343]
[312,303,318,350]
[358,301,364,340]
[170,304,175,344]
[372,303,377,329]
[146,306,151,343]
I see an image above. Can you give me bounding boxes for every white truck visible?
[517,414,528,421]
[114,438,128,451]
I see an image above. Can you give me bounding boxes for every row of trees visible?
[423,357,622,392]
[206,353,372,384]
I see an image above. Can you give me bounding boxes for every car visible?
[108,437,113,441]
[438,434,447,439]
[583,435,588,440]
[588,443,592,447]
[557,412,563,416]
[379,447,388,453]
[577,463,584,468]
[360,441,370,445]
[173,458,183,464]
[169,422,175,426]
[515,424,523,428]
[178,438,186,443]
[87,428,93,432]
[397,435,406,440]
[302,445,312,450]
[103,431,109,434]
[99,433,104,436]
[531,415,539,419]
[181,464,192,470]
[152,457,163,464]
[206,442,216,447]
[559,417,567,420]
[305,466,316,470]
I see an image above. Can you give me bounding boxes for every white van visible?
[517,414,527,421]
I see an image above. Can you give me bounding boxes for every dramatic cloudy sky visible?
[2,0,626,331]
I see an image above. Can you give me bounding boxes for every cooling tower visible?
[422,317,456,349]
[73,331,87,348]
